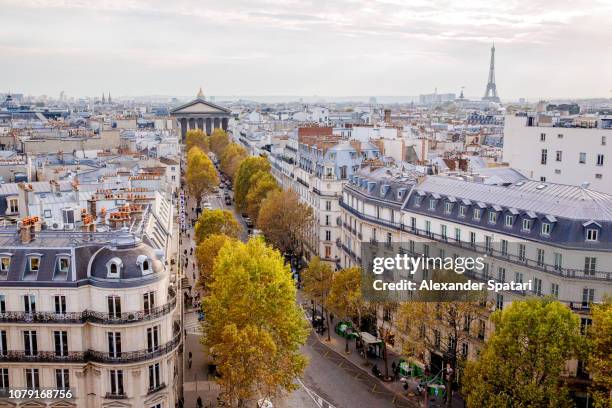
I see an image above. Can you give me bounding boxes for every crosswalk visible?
[184,311,203,335]
[297,379,337,408]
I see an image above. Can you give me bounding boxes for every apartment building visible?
[0,181,179,408]
[338,170,612,398]
[504,113,612,193]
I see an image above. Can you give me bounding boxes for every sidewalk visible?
[301,300,464,408]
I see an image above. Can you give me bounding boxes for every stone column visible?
[213,117,220,130]
[197,118,204,131]
[188,118,195,130]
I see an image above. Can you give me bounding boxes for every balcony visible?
[147,383,166,395]
[0,296,177,325]
[0,334,181,365]
[105,393,127,400]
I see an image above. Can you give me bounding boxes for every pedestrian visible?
[188,351,192,369]
[196,396,203,408]
[329,313,334,325]
[184,249,187,255]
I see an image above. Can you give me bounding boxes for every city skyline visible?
[1,0,612,99]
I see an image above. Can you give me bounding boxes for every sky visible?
[1,0,611,100]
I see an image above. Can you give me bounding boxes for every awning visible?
[360,332,383,344]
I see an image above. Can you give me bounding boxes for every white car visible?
[202,202,213,210]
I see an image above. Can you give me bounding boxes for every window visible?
[54,295,66,314]
[537,249,545,266]
[410,217,416,231]
[595,174,603,179]
[8,199,18,214]
[557,133,563,139]
[23,331,37,357]
[488,211,498,224]
[440,225,447,240]
[25,368,39,389]
[106,258,122,278]
[501,240,508,256]
[459,206,466,217]
[415,196,422,207]
[483,262,489,279]
[497,267,506,283]
[469,232,476,247]
[23,295,36,314]
[495,294,504,310]
[324,246,331,258]
[580,318,592,335]
[425,220,431,235]
[62,208,75,224]
[582,288,594,308]
[433,330,441,349]
[110,370,124,396]
[540,176,546,182]
[518,243,526,262]
[444,202,453,214]
[473,208,481,221]
[325,201,331,211]
[485,236,492,253]
[534,278,542,295]
[325,230,331,241]
[149,363,161,390]
[551,283,559,298]
[55,368,70,389]
[579,152,586,164]
[454,228,461,242]
[596,154,604,166]
[504,215,513,227]
[325,215,330,226]
[58,257,70,272]
[555,151,562,162]
[0,330,6,356]
[478,320,486,340]
[584,257,596,276]
[29,256,40,271]
[108,332,121,358]
[428,199,436,210]
[602,136,607,146]
[540,133,546,141]
[0,257,9,272]
[107,296,121,318]
[541,149,547,164]
[554,169,561,174]
[0,368,8,388]
[522,219,532,231]
[386,232,392,244]
[147,326,160,352]
[0,295,4,314]
[541,223,551,236]
[515,272,523,284]
[586,229,598,242]
[143,292,155,315]
[54,331,68,357]
[461,343,469,359]
[554,253,562,271]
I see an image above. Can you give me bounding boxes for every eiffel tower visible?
[482,44,500,102]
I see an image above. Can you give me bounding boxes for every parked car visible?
[225,197,232,205]
[203,202,213,210]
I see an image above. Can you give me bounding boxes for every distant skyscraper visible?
[482,44,500,102]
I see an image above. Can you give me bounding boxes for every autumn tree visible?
[195,234,233,293]
[257,189,313,257]
[462,298,584,408]
[194,209,241,243]
[327,266,371,355]
[185,129,208,153]
[302,257,334,341]
[398,269,489,407]
[202,238,308,407]
[220,143,248,180]
[587,297,612,408]
[209,128,230,157]
[234,156,271,212]
[245,172,279,222]
[186,146,218,206]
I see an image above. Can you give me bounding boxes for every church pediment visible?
[170,99,231,115]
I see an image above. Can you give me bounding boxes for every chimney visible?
[19,216,40,244]
[17,183,32,218]
[49,179,60,194]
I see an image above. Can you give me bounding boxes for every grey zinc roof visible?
[413,176,612,221]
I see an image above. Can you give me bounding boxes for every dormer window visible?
[58,257,70,273]
[429,199,437,210]
[586,229,598,242]
[29,256,40,272]
[488,212,498,224]
[522,219,533,231]
[459,206,466,217]
[106,258,123,278]
[541,223,551,236]
[473,209,481,221]
[415,196,423,207]
[137,255,153,276]
[444,202,453,214]
[505,215,514,227]
[0,256,10,272]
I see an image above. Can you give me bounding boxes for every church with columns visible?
[170,88,232,141]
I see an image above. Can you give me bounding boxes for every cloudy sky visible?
[1,0,611,100]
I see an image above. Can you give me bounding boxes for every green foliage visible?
[234,157,271,212]
[194,209,241,243]
[462,298,584,408]
[202,238,308,405]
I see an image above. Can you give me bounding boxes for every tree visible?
[302,257,334,341]
[397,269,489,407]
[202,238,308,407]
[220,143,248,180]
[257,189,313,257]
[234,157,271,212]
[195,234,233,293]
[462,298,584,408]
[587,297,612,408]
[327,266,371,355]
[209,128,230,157]
[185,129,208,153]
[194,209,241,243]
[245,172,279,222]
[186,146,218,206]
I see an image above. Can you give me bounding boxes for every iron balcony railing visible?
[0,297,177,325]
[0,334,181,365]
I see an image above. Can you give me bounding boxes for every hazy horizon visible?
[2,0,612,100]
